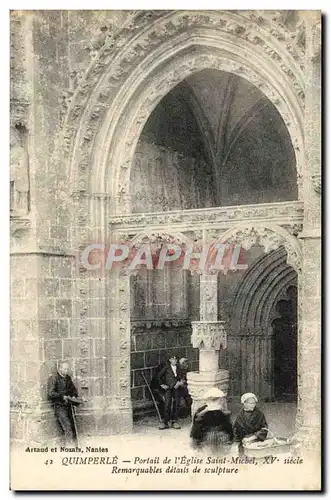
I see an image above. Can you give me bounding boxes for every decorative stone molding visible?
[130,230,192,249]
[285,223,304,236]
[231,246,298,330]
[311,173,321,194]
[191,321,227,350]
[109,201,304,234]
[268,283,298,327]
[243,10,306,57]
[113,230,194,276]
[64,10,304,133]
[10,215,31,236]
[131,319,191,332]
[215,223,302,273]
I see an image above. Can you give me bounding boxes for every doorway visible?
[272,286,298,402]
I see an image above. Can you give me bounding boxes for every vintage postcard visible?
[10,9,322,491]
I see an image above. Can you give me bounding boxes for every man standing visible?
[157,355,183,430]
[48,361,81,446]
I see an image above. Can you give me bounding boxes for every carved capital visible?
[191,321,227,350]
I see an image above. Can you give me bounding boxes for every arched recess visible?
[64,11,305,219]
[126,229,198,415]
[127,229,194,270]
[228,244,298,401]
[231,246,297,331]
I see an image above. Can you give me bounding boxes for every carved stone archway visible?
[63,10,305,214]
[231,246,297,331]
[58,11,314,442]
[229,246,298,400]
[214,222,302,273]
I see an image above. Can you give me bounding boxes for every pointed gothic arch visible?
[62,11,305,219]
[231,246,297,331]
[229,246,298,400]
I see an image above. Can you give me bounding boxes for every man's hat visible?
[179,358,188,364]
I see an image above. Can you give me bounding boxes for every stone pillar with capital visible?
[187,273,229,416]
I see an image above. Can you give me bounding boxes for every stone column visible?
[295,13,321,453]
[105,267,133,434]
[187,273,229,416]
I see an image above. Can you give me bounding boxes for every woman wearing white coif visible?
[233,392,268,445]
[190,388,233,453]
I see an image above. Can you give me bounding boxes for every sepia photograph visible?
[9,8,322,491]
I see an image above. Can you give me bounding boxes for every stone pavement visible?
[78,402,296,450]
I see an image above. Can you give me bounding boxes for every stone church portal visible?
[10,11,321,454]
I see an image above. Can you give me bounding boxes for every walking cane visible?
[141,372,163,423]
[70,403,79,448]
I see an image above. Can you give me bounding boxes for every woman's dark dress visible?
[233,407,268,443]
[190,405,234,452]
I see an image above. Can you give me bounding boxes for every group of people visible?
[48,358,268,456]
[150,354,268,455]
[190,388,268,454]
[150,355,192,430]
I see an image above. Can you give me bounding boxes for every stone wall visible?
[10,253,75,444]
[130,267,200,321]
[10,11,128,442]
[132,140,215,213]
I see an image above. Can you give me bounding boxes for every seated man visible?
[178,358,192,417]
[157,355,182,430]
[190,387,233,454]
